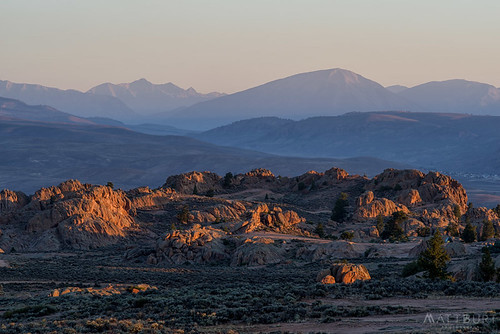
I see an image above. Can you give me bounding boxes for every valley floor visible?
[0,250,498,334]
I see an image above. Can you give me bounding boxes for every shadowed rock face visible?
[0,190,29,214]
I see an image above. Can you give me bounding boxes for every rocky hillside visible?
[1,167,498,269]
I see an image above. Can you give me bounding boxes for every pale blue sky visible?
[1,0,499,93]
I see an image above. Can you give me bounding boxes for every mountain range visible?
[88,78,224,117]
[0,79,223,124]
[164,68,418,130]
[0,97,407,193]
[196,112,500,175]
[2,68,500,130]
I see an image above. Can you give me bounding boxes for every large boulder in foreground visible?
[317,263,371,284]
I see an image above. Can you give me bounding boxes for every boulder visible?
[317,263,371,284]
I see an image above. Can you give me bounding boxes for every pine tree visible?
[223,172,233,188]
[376,215,384,235]
[176,205,190,223]
[417,229,451,279]
[479,247,495,282]
[453,204,461,221]
[192,184,199,195]
[331,192,348,222]
[315,223,325,238]
[480,220,495,241]
[493,204,500,218]
[381,211,407,241]
[445,221,460,237]
[462,222,477,243]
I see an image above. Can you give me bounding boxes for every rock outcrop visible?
[317,263,371,284]
[233,204,305,234]
[49,284,157,297]
[0,189,29,213]
[149,224,228,265]
[127,187,175,210]
[163,171,222,195]
[353,195,409,220]
[0,180,136,251]
[230,238,284,266]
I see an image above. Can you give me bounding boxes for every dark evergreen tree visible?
[380,211,407,241]
[493,204,500,218]
[192,184,199,195]
[417,229,451,279]
[315,223,325,238]
[479,247,495,282]
[376,214,384,235]
[445,221,460,237]
[480,220,495,241]
[462,222,477,243]
[331,192,348,222]
[453,204,461,221]
[176,205,190,223]
[223,172,233,188]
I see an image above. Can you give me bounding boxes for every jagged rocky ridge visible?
[1,167,498,271]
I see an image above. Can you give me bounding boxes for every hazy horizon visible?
[1,0,499,94]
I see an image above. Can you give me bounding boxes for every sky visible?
[1,0,500,94]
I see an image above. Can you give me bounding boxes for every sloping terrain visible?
[196,111,500,174]
[165,68,417,130]
[0,96,94,125]
[0,116,405,193]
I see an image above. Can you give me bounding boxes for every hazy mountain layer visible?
[0,96,94,125]
[88,78,224,116]
[166,68,417,130]
[196,112,500,174]
[0,80,137,122]
[398,79,500,115]
[0,115,407,193]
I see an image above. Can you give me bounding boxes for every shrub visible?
[402,261,422,277]
[315,223,325,238]
[340,231,354,241]
[416,227,430,237]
